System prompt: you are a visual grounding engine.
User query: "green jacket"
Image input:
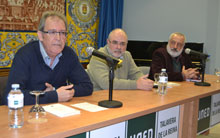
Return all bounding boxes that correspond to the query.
[87,45,143,91]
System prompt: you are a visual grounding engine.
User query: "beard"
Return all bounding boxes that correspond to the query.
[107,46,124,58]
[166,45,183,58]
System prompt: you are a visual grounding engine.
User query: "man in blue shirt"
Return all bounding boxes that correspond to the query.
[2,11,93,105]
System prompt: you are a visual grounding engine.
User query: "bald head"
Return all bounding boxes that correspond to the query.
[107,28,128,58]
[108,28,128,41]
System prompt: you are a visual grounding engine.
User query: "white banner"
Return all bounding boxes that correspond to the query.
[90,121,126,138]
[210,93,220,126]
[156,106,180,138]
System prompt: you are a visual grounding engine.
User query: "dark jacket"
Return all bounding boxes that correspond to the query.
[2,41,93,105]
[149,46,194,81]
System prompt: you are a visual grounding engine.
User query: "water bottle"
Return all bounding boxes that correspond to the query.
[158,68,168,95]
[7,84,24,128]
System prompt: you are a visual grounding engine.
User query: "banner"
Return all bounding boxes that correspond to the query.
[210,93,220,126]
[156,106,179,138]
[127,113,156,138]
[0,0,98,68]
[90,122,126,138]
[197,96,211,133]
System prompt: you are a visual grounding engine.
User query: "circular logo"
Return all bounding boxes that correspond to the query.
[68,0,97,30]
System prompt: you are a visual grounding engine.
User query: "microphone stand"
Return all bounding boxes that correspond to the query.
[98,58,123,108]
[195,56,211,86]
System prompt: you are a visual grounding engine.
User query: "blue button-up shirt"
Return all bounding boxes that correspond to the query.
[39,41,62,70]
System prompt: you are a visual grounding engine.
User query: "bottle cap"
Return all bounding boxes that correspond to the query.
[11,84,20,89]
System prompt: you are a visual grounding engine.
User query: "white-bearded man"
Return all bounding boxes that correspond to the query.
[149,32,199,81]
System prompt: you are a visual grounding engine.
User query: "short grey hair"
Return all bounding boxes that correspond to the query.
[169,32,186,44]
[38,11,68,31]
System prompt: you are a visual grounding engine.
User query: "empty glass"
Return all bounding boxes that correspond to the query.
[214,68,220,82]
[153,73,160,93]
[28,90,47,123]
[154,73,160,85]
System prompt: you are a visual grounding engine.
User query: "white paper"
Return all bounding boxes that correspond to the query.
[71,102,108,112]
[186,79,201,82]
[43,103,80,117]
[167,82,180,88]
[154,82,180,88]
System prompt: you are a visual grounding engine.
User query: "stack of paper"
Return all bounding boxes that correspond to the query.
[43,103,80,117]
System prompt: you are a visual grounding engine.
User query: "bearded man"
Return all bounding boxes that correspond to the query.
[149,32,199,81]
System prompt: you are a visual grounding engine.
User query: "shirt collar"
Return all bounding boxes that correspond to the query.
[39,41,49,60]
[39,41,62,60]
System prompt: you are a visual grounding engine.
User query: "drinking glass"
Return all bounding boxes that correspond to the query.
[214,68,220,82]
[154,73,160,85]
[28,90,47,123]
[153,73,160,93]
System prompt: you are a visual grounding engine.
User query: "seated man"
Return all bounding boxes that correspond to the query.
[2,11,93,105]
[149,32,199,81]
[87,28,153,91]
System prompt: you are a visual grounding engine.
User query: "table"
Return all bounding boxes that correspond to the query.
[0,75,220,138]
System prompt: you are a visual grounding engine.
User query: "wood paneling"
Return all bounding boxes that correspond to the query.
[0,69,9,77]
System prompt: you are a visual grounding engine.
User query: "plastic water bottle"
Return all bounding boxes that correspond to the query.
[7,84,24,128]
[158,69,168,95]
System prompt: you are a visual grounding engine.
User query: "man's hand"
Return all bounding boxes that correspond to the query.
[44,82,55,92]
[136,75,154,91]
[56,84,75,102]
[182,66,200,80]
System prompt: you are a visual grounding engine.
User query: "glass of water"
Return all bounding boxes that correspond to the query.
[214,68,220,82]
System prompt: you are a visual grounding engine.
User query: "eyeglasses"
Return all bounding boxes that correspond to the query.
[41,30,67,38]
[170,40,184,47]
[109,40,127,47]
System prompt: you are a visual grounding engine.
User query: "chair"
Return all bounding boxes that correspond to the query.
[138,66,150,75]
[0,76,8,105]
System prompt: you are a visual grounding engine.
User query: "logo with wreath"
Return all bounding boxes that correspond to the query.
[67,0,97,61]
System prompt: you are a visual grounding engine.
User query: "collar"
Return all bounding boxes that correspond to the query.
[39,41,49,60]
[39,41,62,60]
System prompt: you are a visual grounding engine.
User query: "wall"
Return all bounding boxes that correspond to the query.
[216,1,220,69]
[205,0,219,74]
[122,0,220,74]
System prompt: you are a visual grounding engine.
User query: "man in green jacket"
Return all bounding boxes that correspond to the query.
[87,28,153,91]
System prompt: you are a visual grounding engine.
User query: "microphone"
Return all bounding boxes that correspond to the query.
[86,47,122,65]
[185,48,209,58]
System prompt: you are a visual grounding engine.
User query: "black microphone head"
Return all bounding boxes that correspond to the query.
[185,48,191,54]
[86,47,94,56]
